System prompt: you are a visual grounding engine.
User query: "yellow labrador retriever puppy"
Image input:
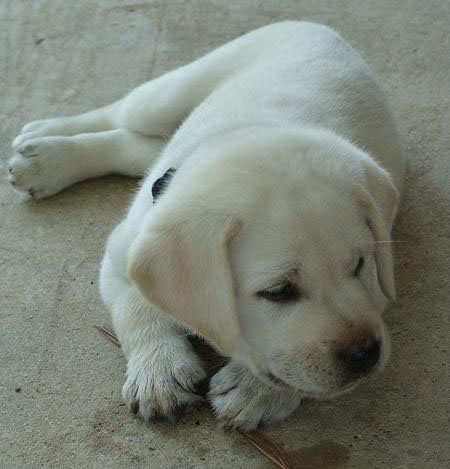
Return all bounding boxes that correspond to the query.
[8,22,405,430]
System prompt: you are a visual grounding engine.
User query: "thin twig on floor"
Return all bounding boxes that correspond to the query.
[242,431,290,469]
[94,325,121,347]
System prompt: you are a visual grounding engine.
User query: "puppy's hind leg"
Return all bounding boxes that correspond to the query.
[8,129,164,199]
[14,45,228,149]
[111,35,259,136]
[14,27,252,149]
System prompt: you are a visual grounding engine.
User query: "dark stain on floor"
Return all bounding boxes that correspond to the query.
[287,440,350,468]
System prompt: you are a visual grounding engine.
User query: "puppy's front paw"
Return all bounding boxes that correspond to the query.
[123,342,207,421]
[208,362,301,431]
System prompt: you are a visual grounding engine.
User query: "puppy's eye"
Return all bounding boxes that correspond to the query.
[258,282,300,303]
[354,256,364,277]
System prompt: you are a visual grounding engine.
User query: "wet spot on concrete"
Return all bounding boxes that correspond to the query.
[287,440,350,468]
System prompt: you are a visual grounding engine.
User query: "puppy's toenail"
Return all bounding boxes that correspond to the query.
[173,404,187,420]
[131,401,139,414]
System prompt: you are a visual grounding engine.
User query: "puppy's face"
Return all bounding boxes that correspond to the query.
[230,183,390,397]
[129,129,399,398]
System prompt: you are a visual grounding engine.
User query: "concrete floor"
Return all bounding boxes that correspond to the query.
[1,1,449,467]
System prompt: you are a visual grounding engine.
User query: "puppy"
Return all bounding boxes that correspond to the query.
[8,22,405,430]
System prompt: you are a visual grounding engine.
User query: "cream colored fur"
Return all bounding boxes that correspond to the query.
[8,22,405,430]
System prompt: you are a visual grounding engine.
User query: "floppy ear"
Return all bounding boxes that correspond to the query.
[127,201,241,356]
[361,158,400,302]
[354,179,397,302]
[363,157,400,232]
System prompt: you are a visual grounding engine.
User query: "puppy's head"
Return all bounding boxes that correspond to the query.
[128,128,399,398]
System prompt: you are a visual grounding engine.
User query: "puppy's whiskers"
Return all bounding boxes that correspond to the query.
[208,358,229,371]
[374,240,406,244]
[173,331,195,339]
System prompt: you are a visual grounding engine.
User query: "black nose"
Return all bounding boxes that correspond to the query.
[342,340,380,374]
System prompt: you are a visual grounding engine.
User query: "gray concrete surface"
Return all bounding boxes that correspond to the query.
[1,1,449,467]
